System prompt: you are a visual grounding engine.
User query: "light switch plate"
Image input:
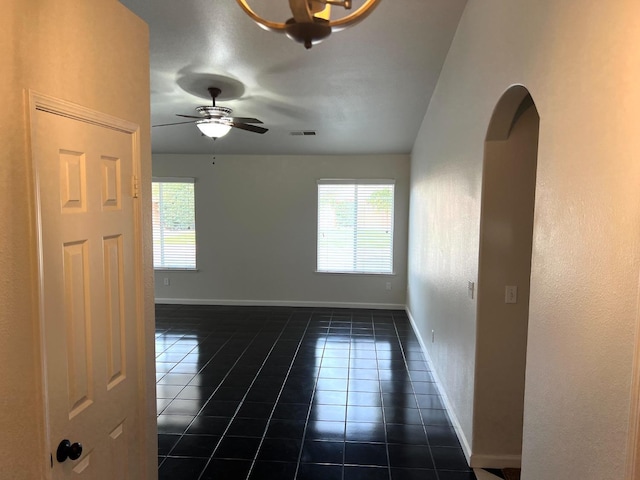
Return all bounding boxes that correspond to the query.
[505,285,517,304]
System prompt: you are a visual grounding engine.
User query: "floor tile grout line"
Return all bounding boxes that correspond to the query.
[196,312,305,479]
[161,326,265,459]
[157,332,237,448]
[243,311,317,480]
[390,310,439,478]
[158,314,287,477]
[372,314,395,480]
[156,307,475,480]
[291,312,336,480]
[391,309,459,480]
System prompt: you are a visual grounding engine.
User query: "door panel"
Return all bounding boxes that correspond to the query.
[34,109,141,480]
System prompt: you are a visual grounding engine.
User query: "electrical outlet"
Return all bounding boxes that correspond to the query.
[385,282,392,291]
[163,277,170,286]
[468,281,475,299]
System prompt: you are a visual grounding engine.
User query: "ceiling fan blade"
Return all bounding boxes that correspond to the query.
[175,114,204,119]
[229,117,263,124]
[231,122,269,134]
[152,120,196,127]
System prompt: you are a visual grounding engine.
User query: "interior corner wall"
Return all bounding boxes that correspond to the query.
[407,0,640,478]
[152,153,409,309]
[1,1,153,477]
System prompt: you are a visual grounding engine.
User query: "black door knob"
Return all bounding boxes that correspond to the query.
[56,439,83,463]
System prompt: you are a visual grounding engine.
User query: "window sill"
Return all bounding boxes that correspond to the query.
[154,268,199,272]
[315,270,396,276]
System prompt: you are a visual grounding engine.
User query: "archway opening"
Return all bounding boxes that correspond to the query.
[472,85,539,472]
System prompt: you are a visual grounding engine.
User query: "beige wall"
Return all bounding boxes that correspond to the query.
[153,153,409,308]
[0,1,154,478]
[407,0,640,477]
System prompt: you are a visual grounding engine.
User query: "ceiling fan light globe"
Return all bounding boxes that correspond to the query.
[196,120,232,138]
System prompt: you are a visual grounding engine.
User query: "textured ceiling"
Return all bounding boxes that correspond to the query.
[120,0,468,155]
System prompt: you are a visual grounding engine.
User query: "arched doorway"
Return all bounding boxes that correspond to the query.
[472,85,539,470]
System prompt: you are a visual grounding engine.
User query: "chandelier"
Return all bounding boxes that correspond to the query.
[236,0,382,49]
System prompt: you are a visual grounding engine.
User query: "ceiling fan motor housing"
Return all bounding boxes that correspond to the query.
[196,106,233,118]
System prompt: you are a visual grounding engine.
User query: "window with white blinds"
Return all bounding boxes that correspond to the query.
[152,178,196,270]
[317,180,394,274]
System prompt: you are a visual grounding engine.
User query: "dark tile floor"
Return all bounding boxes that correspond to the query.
[156,305,476,480]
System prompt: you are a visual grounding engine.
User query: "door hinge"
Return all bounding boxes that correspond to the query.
[132,175,139,198]
[50,453,53,468]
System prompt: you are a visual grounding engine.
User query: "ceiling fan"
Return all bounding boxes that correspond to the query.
[152,87,268,138]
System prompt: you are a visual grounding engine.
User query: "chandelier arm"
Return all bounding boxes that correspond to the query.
[289,0,315,23]
[327,0,381,31]
[313,0,349,8]
[235,0,288,32]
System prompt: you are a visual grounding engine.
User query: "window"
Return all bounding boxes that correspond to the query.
[152,178,196,270]
[317,179,394,274]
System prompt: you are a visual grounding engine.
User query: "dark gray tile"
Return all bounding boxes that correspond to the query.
[391,468,439,480]
[170,434,220,457]
[156,306,472,480]
[200,459,252,480]
[185,415,229,435]
[157,414,195,434]
[430,446,470,470]
[297,463,343,480]
[213,436,261,459]
[388,444,434,469]
[425,425,460,447]
[345,422,386,443]
[265,418,306,439]
[386,424,428,445]
[301,440,345,464]
[345,442,388,466]
[158,457,207,480]
[344,466,391,480]
[248,461,297,480]
[157,434,181,455]
[257,438,302,462]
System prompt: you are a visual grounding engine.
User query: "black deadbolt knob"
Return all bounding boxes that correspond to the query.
[56,439,83,463]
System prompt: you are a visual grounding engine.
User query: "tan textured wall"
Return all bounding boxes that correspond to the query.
[0,1,154,478]
[407,0,640,478]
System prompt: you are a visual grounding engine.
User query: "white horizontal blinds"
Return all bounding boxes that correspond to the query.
[317,180,394,274]
[152,178,196,269]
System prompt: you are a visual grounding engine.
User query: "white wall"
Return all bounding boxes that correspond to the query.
[153,153,409,308]
[407,0,640,478]
[0,1,154,477]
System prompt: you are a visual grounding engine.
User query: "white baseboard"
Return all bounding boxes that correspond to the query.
[154,298,406,310]
[470,454,522,469]
[405,306,473,464]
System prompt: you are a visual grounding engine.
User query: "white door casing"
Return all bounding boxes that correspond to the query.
[30,92,146,479]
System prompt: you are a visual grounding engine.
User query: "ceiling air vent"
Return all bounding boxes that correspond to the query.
[290,130,317,136]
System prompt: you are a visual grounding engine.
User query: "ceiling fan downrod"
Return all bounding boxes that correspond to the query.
[208,87,222,106]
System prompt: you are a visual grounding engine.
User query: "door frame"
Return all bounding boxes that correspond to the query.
[28,91,148,478]
[627,271,640,479]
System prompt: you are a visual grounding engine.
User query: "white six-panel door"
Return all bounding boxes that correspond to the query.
[33,104,142,479]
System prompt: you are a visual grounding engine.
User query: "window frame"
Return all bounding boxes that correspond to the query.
[152,176,197,271]
[316,178,395,275]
